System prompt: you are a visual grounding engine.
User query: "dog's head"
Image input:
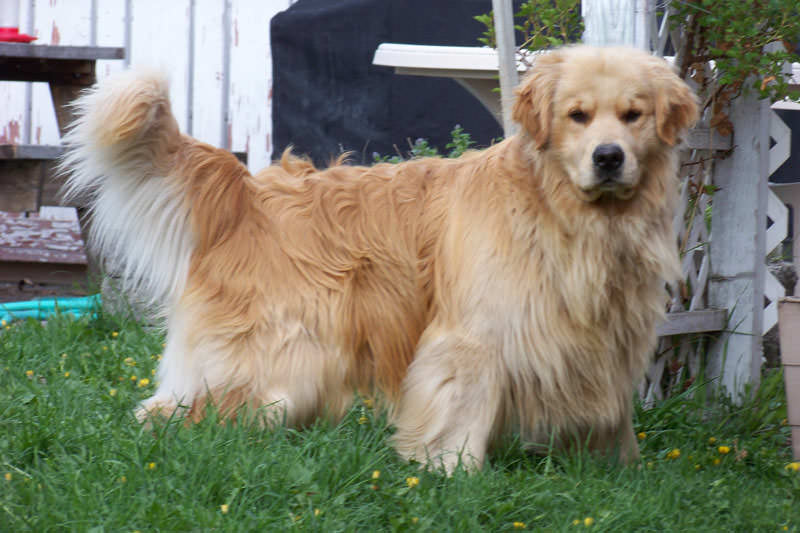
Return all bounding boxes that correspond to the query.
[512,46,698,202]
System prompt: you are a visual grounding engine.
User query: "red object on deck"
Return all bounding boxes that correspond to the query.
[0,27,36,42]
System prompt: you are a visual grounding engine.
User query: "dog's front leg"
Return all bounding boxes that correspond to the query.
[136,312,199,423]
[586,400,641,464]
[390,328,505,474]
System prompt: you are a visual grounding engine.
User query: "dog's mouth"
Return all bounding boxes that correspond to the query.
[580,178,635,202]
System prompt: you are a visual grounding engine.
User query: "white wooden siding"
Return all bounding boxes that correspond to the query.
[0,0,291,170]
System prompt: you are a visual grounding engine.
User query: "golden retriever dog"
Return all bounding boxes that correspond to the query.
[62,45,697,472]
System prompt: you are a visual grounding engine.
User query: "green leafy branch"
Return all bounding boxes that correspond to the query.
[669,0,800,135]
[475,0,583,57]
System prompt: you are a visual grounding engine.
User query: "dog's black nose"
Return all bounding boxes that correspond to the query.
[592,143,624,173]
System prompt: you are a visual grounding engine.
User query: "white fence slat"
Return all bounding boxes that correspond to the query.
[33,0,92,46]
[764,271,784,334]
[228,0,290,170]
[0,1,32,144]
[191,0,226,146]
[0,81,26,143]
[769,110,791,176]
[29,0,93,145]
[129,0,191,133]
[766,187,788,255]
[582,0,636,47]
[95,0,126,80]
[690,253,710,311]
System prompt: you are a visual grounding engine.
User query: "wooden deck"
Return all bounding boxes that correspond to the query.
[0,208,88,286]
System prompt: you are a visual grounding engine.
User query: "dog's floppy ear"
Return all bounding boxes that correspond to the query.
[512,50,564,149]
[648,57,699,146]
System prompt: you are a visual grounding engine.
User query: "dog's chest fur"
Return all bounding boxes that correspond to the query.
[442,181,672,433]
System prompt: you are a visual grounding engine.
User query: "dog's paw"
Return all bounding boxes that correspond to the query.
[135,397,184,426]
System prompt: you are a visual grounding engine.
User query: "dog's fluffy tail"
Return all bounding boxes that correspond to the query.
[61,70,194,311]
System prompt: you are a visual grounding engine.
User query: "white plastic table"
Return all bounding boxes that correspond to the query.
[372,43,529,123]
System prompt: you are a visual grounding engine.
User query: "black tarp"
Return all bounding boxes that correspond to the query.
[270,0,517,166]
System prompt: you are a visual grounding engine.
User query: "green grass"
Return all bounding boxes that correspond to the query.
[1,311,799,532]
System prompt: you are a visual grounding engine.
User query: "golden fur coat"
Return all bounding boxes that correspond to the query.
[62,45,698,471]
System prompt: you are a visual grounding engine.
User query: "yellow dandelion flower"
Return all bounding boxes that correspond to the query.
[372,470,381,480]
[573,519,582,526]
[138,378,150,388]
[666,448,681,460]
[151,369,156,376]
[130,375,137,382]
[637,432,646,440]
[406,476,419,488]
[358,415,368,424]
[25,370,34,377]
[146,462,156,470]
[102,345,108,351]
[718,445,730,455]
[713,458,721,466]
[314,508,321,517]
[220,504,229,514]
[124,357,136,366]
[1,320,6,327]
[785,462,800,472]
[363,398,374,408]
[112,331,119,338]
[584,517,595,526]
[708,437,717,445]
[64,372,70,378]
[513,521,526,529]
[4,473,11,481]
[782,526,788,531]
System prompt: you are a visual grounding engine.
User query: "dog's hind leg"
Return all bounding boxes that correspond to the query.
[390,328,506,473]
[165,319,355,427]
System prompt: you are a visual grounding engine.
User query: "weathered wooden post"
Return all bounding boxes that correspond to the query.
[707,94,771,398]
[491,0,518,138]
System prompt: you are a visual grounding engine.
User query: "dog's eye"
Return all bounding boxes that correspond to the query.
[622,110,641,123]
[568,110,588,123]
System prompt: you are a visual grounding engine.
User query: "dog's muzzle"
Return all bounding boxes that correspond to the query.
[585,143,633,199]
